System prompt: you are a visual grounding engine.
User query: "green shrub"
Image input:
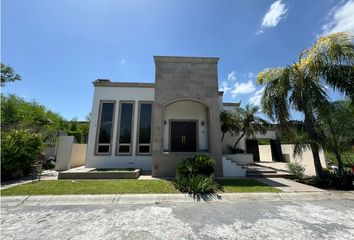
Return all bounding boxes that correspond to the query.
[176,155,214,178]
[1,129,43,180]
[287,161,305,181]
[315,169,354,190]
[175,155,219,197]
[174,174,219,196]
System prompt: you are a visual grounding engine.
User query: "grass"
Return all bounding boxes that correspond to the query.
[1,180,178,196]
[1,179,280,196]
[216,179,281,193]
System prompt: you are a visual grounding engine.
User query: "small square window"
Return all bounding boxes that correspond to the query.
[98,145,110,153]
[119,145,130,153]
[139,145,150,153]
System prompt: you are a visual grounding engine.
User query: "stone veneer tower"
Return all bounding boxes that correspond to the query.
[152,56,223,177]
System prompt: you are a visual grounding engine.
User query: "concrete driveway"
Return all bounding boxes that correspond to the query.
[2,195,354,240]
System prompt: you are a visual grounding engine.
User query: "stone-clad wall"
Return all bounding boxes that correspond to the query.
[152,56,223,177]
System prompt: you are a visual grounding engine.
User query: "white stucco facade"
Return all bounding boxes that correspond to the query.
[85,84,155,170]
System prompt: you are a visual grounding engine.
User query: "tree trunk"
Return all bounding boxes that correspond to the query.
[304,111,323,179]
[233,132,245,152]
[335,152,344,176]
[221,132,225,142]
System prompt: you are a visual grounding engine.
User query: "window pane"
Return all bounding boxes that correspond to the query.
[119,103,133,144]
[119,145,130,153]
[98,145,110,153]
[139,103,152,144]
[98,103,114,144]
[139,145,150,153]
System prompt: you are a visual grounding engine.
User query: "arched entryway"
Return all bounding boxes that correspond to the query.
[163,99,209,153]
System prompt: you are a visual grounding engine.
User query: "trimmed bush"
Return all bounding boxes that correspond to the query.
[1,129,43,180]
[175,155,219,197]
[287,161,305,182]
[315,169,354,190]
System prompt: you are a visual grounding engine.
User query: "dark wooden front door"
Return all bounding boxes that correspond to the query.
[170,121,197,152]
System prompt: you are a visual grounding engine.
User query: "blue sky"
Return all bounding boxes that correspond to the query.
[2,0,354,120]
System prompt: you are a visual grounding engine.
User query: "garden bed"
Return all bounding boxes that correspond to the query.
[58,168,140,179]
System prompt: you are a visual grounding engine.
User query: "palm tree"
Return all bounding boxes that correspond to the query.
[257,32,354,179]
[220,110,241,142]
[232,105,269,151]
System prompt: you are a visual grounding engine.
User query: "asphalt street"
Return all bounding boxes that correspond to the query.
[1,196,354,240]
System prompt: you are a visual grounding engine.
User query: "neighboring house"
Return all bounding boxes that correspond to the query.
[85,56,325,177]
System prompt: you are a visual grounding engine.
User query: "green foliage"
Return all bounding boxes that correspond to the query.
[231,104,269,151]
[318,100,354,175]
[287,161,305,181]
[1,129,43,180]
[1,94,66,143]
[315,169,354,190]
[174,174,219,196]
[66,121,89,143]
[220,110,241,142]
[175,155,218,197]
[1,63,21,86]
[256,32,354,179]
[176,155,214,178]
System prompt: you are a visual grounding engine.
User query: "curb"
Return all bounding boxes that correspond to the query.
[1,191,353,207]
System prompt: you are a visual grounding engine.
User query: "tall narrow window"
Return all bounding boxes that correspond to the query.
[96,101,115,154]
[117,102,134,155]
[137,102,152,154]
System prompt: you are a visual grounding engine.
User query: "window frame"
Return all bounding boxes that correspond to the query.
[94,100,116,156]
[136,101,153,156]
[116,101,135,156]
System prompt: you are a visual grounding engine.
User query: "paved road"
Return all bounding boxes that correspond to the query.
[2,197,354,240]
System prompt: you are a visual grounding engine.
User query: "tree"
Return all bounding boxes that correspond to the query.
[1,63,21,86]
[220,110,240,142]
[232,104,269,151]
[318,100,354,176]
[257,32,354,179]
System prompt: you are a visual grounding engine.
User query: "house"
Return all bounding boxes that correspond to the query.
[85,56,326,178]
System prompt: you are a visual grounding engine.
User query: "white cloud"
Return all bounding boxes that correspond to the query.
[231,80,256,97]
[261,0,288,28]
[248,87,265,106]
[219,81,231,93]
[321,0,354,35]
[120,59,126,64]
[227,71,237,81]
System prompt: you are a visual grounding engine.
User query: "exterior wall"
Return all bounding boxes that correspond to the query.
[281,144,327,176]
[69,144,87,168]
[163,101,208,151]
[258,145,273,162]
[55,136,74,171]
[221,130,277,154]
[85,85,154,170]
[152,56,223,177]
[224,154,253,165]
[222,157,246,177]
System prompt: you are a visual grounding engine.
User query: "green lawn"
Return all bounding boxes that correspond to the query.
[1,180,178,196]
[1,179,280,196]
[217,179,281,193]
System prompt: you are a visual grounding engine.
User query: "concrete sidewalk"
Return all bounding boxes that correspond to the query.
[256,177,325,192]
[2,191,353,206]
